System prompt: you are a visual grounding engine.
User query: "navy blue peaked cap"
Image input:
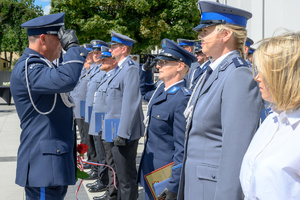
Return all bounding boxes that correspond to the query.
[21,12,65,36]
[155,39,197,67]
[91,40,108,50]
[110,31,136,47]
[82,43,93,53]
[245,37,254,47]
[193,1,252,31]
[177,38,196,47]
[99,46,112,58]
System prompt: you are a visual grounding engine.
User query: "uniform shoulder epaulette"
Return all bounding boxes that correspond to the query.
[28,54,41,59]
[181,87,192,96]
[233,57,248,68]
[128,60,135,66]
[26,54,47,68]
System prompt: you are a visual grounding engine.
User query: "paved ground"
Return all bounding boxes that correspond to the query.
[0,98,145,200]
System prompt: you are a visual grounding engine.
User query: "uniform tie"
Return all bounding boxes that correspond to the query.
[114,65,119,73]
[193,67,203,82]
[204,65,213,83]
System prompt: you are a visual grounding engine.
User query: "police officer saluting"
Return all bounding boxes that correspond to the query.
[10,13,88,199]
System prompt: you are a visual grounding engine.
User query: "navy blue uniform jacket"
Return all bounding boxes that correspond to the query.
[138,69,191,196]
[10,47,87,187]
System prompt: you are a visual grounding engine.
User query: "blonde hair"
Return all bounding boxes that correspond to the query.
[215,24,247,59]
[254,31,300,111]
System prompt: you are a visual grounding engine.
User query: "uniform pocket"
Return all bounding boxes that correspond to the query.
[40,139,69,155]
[197,163,218,182]
[149,110,169,134]
[108,82,122,98]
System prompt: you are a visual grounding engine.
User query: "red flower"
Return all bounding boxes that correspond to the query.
[77,143,89,155]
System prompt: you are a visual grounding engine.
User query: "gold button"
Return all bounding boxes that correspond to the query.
[57,149,60,154]
[80,53,85,56]
[157,115,160,118]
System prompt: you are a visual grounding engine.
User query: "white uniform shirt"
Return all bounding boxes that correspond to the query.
[240,107,300,200]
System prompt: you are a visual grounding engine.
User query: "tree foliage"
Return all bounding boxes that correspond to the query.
[0,0,43,54]
[51,0,201,53]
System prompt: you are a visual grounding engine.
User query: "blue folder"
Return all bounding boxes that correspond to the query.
[80,101,86,117]
[153,178,170,197]
[105,119,120,142]
[95,112,105,133]
[88,106,93,124]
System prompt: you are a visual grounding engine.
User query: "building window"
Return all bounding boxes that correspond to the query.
[3,62,6,68]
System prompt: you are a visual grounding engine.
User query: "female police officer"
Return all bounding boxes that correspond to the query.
[178,2,262,200]
[138,39,196,200]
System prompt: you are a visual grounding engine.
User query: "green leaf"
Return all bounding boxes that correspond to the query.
[76,168,90,181]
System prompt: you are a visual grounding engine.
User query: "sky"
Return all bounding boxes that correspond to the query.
[34,0,51,15]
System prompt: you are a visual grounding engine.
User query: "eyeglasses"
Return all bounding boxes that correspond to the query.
[110,44,123,51]
[157,60,169,67]
[156,60,181,68]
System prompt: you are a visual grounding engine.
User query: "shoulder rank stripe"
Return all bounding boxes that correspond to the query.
[232,57,248,68]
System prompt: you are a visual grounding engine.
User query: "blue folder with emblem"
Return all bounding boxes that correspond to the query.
[88,106,93,124]
[95,112,105,133]
[105,118,120,142]
[80,100,86,117]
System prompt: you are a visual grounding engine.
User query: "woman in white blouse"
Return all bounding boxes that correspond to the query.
[240,31,300,200]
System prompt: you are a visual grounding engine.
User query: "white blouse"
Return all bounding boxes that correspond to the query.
[240,107,300,200]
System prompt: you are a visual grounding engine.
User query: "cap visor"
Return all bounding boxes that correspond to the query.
[193,24,214,32]
[155,55,178,62]
[108,41,121,46]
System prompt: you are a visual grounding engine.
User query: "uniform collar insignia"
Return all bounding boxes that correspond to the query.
[219,61,229,71]
[168,86,179,94]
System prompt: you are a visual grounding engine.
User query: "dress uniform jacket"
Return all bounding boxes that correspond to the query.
[186,60,210,90]
[138,70,191,199]
[88,72,110,136]
[71,67,93,119]
[84,64,105,124]
[10,47,87,187]
[178,51,262,200]
[102,56,144,141]
[190,62,201,71]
